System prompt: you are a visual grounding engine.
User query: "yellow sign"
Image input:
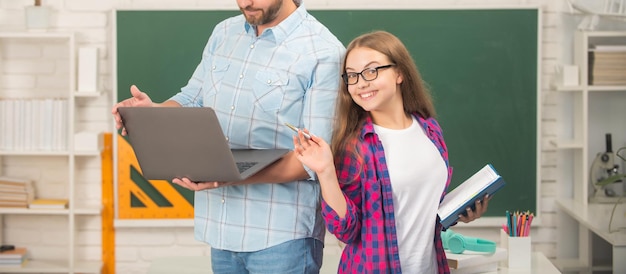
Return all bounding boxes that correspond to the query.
[117,134,193,219]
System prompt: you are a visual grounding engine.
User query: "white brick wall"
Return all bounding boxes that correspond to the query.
[1,0,622,273]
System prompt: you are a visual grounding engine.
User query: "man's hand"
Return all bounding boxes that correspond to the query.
[111,85,154,136]
[171,177,234,191]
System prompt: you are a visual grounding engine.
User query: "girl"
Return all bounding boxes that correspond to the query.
[292,31,489,273]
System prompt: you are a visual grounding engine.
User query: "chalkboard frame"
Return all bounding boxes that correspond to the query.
[113,8,541,222]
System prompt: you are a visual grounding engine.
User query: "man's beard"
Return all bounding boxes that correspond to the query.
[241,0,282,26]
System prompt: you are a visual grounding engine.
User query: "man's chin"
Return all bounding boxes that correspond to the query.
[244,17,262,26]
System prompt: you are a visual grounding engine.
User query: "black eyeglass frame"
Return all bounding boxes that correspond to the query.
[341,64,395,85]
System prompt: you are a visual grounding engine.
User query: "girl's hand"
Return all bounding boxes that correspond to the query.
[292,130,334,175]
[457,194,491,223]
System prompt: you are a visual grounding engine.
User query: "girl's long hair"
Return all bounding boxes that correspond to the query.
[330,31,436,181]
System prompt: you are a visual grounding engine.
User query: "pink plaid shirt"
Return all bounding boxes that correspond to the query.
[322,114,452,273]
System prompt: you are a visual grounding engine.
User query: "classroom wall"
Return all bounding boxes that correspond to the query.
[0,0,618,273]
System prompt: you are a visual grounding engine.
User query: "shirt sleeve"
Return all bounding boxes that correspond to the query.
[300,46,344,179]
[321,149,364,243]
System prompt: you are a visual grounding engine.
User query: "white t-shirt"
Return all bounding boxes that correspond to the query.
[373,117,447,274]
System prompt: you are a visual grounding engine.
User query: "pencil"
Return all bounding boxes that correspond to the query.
[526,213,534,236]
[285,123,311,139]
[506,210,512,236]
[520,213,526,237]
[511,211,515,237]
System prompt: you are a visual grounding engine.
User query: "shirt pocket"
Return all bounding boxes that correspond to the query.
[202,57,230,100]
[252,70,289,113]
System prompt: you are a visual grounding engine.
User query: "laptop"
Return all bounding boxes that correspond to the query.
[117,107,289,182]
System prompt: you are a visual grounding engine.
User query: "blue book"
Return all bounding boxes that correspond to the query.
[438,164,506,229]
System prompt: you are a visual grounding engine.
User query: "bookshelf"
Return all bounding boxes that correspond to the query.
[0,32,102,273]
[553,30,626,274]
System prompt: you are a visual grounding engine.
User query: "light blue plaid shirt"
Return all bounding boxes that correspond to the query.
[169,4,345,251]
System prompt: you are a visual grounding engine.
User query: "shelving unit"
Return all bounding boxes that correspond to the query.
[553,30,626,274]
[0,32,102,273]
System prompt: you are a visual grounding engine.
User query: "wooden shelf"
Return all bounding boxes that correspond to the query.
[0,31,103,274]
[588,85,626,92]
[554,85,584,92]
[74,205,102,215]
[0,259,68,273]
[73,150,101,156]
[0,205,100,215]
[74,91,101,98]
[555,30,626,274]
[0,260,100,273]
[0,208,69,215]
[554,84,626,92]
[0,150,70,156]
[554,139,584,149]
[0,32,73,39]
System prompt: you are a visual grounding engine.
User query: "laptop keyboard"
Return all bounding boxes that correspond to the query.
[237,162,257,173]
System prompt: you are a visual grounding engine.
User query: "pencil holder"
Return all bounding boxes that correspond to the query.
[499,230,531,269]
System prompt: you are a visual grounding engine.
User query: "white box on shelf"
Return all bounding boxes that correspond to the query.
[77,47,99,92]
[74,132,102,151]
[560,64,579,87]
[25,6,50,30]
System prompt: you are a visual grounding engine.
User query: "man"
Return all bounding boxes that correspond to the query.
[111,0,344,273]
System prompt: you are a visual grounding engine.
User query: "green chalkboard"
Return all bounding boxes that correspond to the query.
[116,9,538,217]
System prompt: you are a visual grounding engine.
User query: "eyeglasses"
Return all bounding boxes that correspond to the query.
[341,64,395,85]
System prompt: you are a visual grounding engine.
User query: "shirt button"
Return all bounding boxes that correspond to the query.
[267,80,271,84]
[221,199,225,203]
[231,105,235,110]
[239,74,243,79]
[250,44,254,49]
[212,65,216,70]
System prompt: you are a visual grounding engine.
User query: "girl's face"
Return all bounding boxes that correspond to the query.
[344,47,403,113]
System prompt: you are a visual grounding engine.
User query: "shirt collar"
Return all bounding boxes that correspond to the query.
[360,116,376,140]
[359,113,428,140]
[243,3,307,45]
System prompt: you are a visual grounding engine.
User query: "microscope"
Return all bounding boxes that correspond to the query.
[589,133,626,203]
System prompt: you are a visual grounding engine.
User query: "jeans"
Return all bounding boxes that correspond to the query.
[210,238,323,274]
